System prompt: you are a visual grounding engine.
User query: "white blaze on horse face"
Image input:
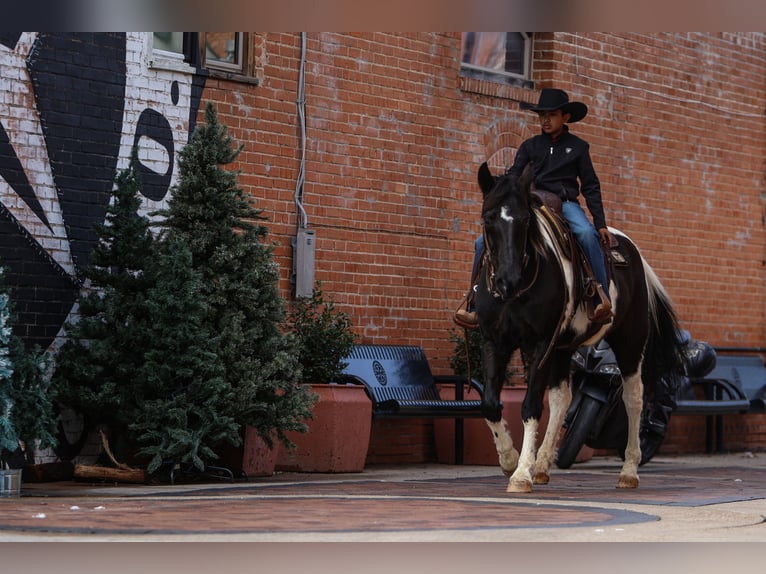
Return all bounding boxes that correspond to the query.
[500,206,514,222]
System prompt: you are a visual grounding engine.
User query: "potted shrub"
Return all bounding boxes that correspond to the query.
[274,284,369,473]
[1,272,58,495]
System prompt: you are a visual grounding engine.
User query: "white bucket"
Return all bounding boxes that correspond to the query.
[0,468,22,497]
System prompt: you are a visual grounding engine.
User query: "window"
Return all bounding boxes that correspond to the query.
[153,32,184,55]
[203,32,243,72]
[460,32,531,85]
[151,33,254,81]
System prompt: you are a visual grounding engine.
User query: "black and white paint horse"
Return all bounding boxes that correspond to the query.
[474,163,682,493]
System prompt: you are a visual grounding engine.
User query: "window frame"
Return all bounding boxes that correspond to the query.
[200,32,246,74]
[459,32,533,87]
[149,32,257,84]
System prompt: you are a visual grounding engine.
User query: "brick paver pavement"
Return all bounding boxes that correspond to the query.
[1,452,765,542]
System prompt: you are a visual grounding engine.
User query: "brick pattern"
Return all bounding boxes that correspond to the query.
[661,413,766,454]
[205,32,766,362]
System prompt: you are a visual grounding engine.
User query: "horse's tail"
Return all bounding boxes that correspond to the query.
[641,257,684,390]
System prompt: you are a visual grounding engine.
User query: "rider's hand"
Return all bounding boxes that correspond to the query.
[599,227,616,248]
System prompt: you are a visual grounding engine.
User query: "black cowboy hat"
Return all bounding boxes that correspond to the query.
[520,88,588,123]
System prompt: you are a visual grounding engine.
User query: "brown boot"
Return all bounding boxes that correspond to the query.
[591,300,613,324]
[454,308,479,330]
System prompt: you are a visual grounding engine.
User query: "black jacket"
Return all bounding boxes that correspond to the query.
[507,126,606,230]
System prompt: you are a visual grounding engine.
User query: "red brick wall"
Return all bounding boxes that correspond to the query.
[200,32,766,461]
[660,413,766,455]
[538,33,765,349]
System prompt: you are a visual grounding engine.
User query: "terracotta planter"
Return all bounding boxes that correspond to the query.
[214,427,280,478]
[434,385,550,465]
[240,427,280,477]
[276,384,372,473]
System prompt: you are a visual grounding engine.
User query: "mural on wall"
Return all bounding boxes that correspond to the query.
[0,32,205,349]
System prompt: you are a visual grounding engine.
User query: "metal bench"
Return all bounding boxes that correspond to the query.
[675,353,766,452]
[335,344,485,464]
[707,354,766,412]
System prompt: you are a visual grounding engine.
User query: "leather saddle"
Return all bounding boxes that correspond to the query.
[530,190,626,317]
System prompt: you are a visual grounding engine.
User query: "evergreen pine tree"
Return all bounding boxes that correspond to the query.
[7,338,57,457]
[0,286,16,458]
[127,236,235,472]
[0,267,58,467]
[156,102,316,448]
[53,151,157,431]
[53,153,238,471]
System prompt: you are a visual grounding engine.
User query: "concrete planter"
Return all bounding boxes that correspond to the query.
[276,384,372,473]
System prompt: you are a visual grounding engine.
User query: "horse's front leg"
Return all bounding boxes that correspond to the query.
[506,356,552,493]
[480,341,518,476]
[533,378,571,485]
[618,371,643,488]
[485,418,518,477]
[506,415,539,493]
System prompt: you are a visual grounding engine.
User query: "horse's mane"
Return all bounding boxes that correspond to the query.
[529,209,550,258]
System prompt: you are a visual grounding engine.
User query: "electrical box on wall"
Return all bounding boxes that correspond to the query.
[292,228,316,298]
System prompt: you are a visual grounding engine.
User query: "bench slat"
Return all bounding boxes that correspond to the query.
[675,377,750,415]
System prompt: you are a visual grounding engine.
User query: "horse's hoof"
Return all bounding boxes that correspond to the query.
[617,474,639,489]
[498,452,519,477]
[507,478,533,493]
[533,472,550,485]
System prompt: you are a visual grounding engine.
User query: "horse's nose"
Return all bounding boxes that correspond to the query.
[494,276,512,299]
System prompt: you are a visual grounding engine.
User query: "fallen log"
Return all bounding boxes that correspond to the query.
[71,429,147,483]
[73,463,147,484]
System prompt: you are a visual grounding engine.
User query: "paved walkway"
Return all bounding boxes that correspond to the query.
[1,452,765,542]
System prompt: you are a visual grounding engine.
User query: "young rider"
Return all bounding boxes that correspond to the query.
[455,88,614,328]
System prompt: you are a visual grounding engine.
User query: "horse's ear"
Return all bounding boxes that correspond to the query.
[519,162,535,194]
[478,162,494,194]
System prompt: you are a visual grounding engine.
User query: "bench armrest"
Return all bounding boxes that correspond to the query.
[330,374,368,386]
[433,374,484,396]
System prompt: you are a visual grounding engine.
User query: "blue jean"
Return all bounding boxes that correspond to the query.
[469,201,609,303]
[561,201,609,303]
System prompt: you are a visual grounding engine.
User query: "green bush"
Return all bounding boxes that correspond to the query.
[289,284,357,384]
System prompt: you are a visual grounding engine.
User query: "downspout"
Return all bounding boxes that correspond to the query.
[295,32,308,229]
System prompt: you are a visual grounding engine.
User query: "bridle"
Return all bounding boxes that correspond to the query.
[481,210,540,301]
